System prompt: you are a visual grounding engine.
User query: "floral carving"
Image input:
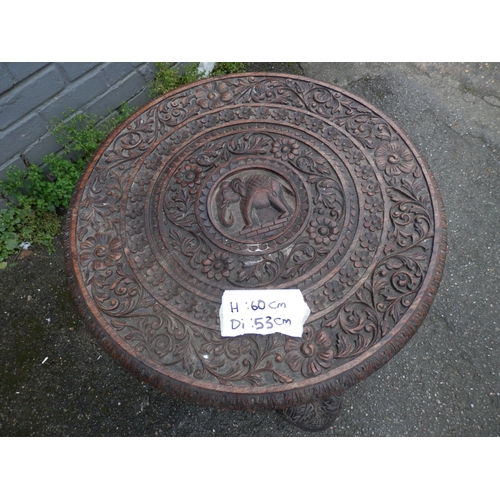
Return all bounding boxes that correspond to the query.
[127,204,143,220]
[174,164,203,190]
[305,116,324,133]
[364,213,383,232]
[346,150,364,166]
[284,327,334,378]
[360,232,380,252]
[321,174,435,357]
[201,114,219,127]
[271,108,289,121]
[236,106,253,119]
[375,142,415,176]
[170,129,189,145]
[219,109,236,122]
[144,154,163,171]
[354,163,373,179]
[351,248,370,268]
[361,179,381,196]
[234,253,285,286]
[132,252,155,270]
[322,126,338,142]
[201,251,234,280]
[307,217,339,245]
[291,111,306,126]
[126,217,145,236]
[254,106,271,119]
[195,82,233,110]
[175,290,198,313]
[364,196,384,214]
[145,265,166,286]
[271,138,300,161]
[333,135,353,152]
[193,300,217,322]
[339,263,359,286]
[80,233,122,271]
[324,281,346,301]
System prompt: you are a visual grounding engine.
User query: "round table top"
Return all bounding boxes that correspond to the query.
[66,73,447,411]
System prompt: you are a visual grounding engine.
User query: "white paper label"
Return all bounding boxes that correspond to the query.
[219,289,310,338]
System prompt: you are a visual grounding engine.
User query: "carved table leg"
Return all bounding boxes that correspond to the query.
[277,394,343,432]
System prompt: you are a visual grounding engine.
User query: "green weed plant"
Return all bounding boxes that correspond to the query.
[0,104,135,266]
[150,62,247,97]
[0,62,247,267]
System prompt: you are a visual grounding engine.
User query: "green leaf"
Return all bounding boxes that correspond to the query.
[6,239,18,250]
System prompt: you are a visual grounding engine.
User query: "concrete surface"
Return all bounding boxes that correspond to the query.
[1,62,498,437]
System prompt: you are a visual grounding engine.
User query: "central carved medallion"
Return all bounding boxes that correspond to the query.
[208,163,298,243]
[197,157,309,255]
[215,171,292,233]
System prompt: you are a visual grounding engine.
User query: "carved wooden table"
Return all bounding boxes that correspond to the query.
[66,73,447,431]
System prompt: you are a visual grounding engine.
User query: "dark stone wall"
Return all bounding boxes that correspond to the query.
[0,62,159,182]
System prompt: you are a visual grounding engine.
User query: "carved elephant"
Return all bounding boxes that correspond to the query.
[216,174,292,230]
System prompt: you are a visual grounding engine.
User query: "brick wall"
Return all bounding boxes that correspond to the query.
[0,62,160,185]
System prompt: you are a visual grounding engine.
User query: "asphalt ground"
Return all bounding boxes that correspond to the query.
[1,63,498,443]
